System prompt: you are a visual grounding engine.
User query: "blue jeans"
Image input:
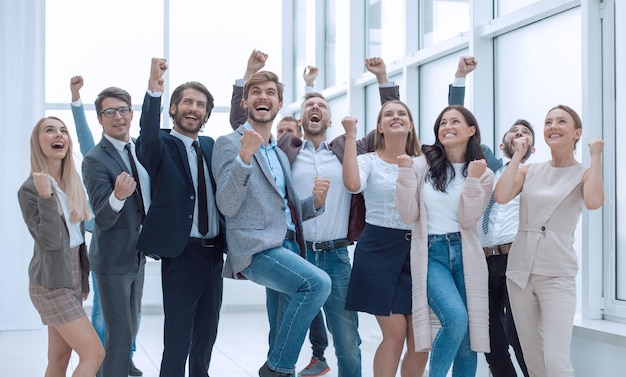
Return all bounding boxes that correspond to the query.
[242,242,331,375]
[307,246,362,377]
[308,311,328,359]
[91,271,140,359]
[427,232,476,377]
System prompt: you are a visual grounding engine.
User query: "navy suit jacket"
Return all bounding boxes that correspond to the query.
[136,93,224,258]
[82,136,144,273]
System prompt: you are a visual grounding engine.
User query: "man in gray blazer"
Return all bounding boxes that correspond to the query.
[212,71,331,377]
[82,87,150,377]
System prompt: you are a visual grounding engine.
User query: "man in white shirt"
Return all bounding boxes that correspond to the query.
[481,119,535,377]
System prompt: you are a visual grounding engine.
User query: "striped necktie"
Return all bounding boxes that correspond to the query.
[482,193,495,234]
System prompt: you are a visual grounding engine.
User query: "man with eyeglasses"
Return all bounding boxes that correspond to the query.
[82,86,150,377]
[69,76,144,376]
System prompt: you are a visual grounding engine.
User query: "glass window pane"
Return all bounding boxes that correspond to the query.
[45,0,163,105]
[326,96,349,141]
[497,0,540,17]
[493,8,583,309]
[367,0,405,62]
[326,0,350,86]
[295,0,318,96]
[615,2,626,301]
[421,0,469,48]
[365,82,382,134]
[169,0,283,108]
[418,54,466,146]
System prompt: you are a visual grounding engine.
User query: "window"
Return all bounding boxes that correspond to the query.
[45,0,284,143]
[496,0,540,16]
[421,0,469,48]
[367,0,405,62]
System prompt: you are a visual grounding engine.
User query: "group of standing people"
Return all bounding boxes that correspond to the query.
[17,48,604,377]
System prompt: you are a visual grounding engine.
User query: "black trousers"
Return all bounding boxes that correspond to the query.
[484,254,529,377]
[159,243,224,377]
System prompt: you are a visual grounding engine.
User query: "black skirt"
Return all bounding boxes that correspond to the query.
[346,223,412,315]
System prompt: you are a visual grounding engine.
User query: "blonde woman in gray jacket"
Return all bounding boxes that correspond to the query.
[18,116,104,376]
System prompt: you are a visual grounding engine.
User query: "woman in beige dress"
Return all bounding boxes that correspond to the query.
[494,105,604,377]
[18,116,104,376]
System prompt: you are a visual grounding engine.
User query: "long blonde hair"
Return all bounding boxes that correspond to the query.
[30,117,92,223]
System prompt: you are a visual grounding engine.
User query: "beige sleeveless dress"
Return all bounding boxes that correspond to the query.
[506,161,587,289]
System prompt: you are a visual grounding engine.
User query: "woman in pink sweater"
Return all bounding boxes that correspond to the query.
[396,105,493,377]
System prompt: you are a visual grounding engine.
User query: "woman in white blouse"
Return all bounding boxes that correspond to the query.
[342,100,426,377]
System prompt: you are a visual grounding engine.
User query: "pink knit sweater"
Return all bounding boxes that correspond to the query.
[396,155,493,353]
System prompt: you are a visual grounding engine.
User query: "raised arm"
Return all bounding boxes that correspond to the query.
[303,65,318,92]
[582,137,604,210]
[366,57,400,104]
[341,116,361,193]
[137,58,168,175]
[229,49,268,130]
[448,55,477,106]
[494,136,529,204]
[69,75,95,156]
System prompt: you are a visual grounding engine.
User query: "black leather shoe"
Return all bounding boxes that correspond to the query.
[129,359,143,376]
[259,361,291,377]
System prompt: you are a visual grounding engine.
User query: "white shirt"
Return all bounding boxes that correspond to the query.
[480,157,520,247]
[51,177,84,248]
[170,129,219,239]
[351,153,411,230]
[291,140,351,241]
[103,134,151,215]
[423,163,465,234]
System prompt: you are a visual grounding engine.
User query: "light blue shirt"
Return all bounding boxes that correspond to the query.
[236,122,295,231]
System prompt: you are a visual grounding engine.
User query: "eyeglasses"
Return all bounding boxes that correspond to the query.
[101,106,132,118]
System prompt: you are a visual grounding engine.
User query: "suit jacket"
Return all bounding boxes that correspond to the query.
[17,177,90,292]
[136,93,224,258]
[212,124,320,278]
[82,136,145,273]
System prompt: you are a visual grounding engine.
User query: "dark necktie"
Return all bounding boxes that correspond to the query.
[482,193,494,234]
[192,140,209,236]
[124,143,145,223]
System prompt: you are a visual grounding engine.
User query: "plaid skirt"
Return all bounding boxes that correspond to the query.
[29,246,86,326]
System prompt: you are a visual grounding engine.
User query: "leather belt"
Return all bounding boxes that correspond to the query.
[306,238,353,252]
[188,236,223,249]
[483,243,512,258]
[285,229,296,241]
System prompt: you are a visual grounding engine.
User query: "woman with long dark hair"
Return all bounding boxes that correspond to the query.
[396,105,493,377]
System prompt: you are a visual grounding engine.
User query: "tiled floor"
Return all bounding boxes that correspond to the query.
[0,307,393,377]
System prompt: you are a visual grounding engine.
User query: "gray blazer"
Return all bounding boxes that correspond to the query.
[82,136,145,274]
[17,177,90,292]
[212,125,320,278]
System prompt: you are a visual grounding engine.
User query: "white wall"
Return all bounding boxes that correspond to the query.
[0,0,47,331]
